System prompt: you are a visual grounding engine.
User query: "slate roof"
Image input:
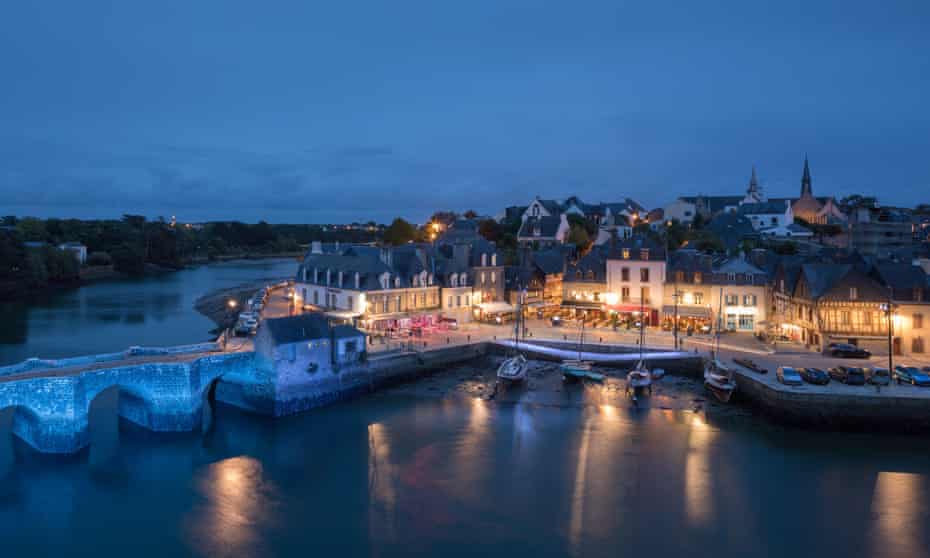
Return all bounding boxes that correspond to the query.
[262,314,361,345]
[532,247,567,275]
[668,249,714,274]
[801,263,852,298]
[874,263,929,291]
[605,235,667,261]
[566,245,608,282]
[680,195,743,214]
[739,200,790,215]
[706,212,756,250]
[518,215,563,239]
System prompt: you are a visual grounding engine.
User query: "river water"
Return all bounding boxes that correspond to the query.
[3,259,930,557]
[0,259,297,366]
[2,390,929,558]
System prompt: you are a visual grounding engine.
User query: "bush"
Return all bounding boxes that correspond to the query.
[87,251,113,266]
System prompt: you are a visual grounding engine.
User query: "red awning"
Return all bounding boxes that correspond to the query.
[604,304,648,313]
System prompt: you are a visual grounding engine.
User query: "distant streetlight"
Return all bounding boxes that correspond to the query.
[228,299,238,310]
[881,289,895,372]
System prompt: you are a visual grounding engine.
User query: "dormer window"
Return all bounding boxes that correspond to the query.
[460,274,467,286]
[326,269,332,285]
[481,253,488,266]
[622,249,630,260]
[727,272,736,282]
[640,249,649,260]
[355,272,360,289]
[450,273,458,287]
[491,254,497,266]
[849,287,858,300]
[394,277,401,288]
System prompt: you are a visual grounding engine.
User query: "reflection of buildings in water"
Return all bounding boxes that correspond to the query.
[568,413,593,557]
[367,422,397,544]
[448,398,492,503]
[568,405,628,557]
[871,472,925,558]
[187,456,277,557]
[684,413,716,527]
[509,403,538,463]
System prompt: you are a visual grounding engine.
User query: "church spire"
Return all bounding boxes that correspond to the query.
[801,155,812,197]
[744,165,764,203]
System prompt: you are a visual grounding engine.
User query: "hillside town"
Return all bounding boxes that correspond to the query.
[293,157,930,360]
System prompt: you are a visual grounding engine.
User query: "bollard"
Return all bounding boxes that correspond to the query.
[447,337,450,344]
[600,337,603,343]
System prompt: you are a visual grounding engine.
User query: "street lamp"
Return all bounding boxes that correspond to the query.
[881,291,895,372]
[225,299,238,349]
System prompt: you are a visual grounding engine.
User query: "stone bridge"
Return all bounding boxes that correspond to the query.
[0,350,258,453]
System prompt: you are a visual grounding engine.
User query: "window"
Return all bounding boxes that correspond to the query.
[382,298,389,313]
[640,268,649,282]
[481,272,486,284]
[448,296,453,307]
[465,295,470,306]
[743,294,757,306]
[915,314,924,329]
[491,272,496,284]
[914,337,925,353]
[693,292,703,305]
[347,295,353,309]
[840,311,850,325]
[863,311,872,325]
[481,254,488,266]
[491,254,497,266]
[739,315,754,330]
[640,249,649,260]
[675,271,684,282]
[313,291,319,305]
[621,268,630,281]
[727,272,736,282]
[694,272,702,284]
[622,249,630,259]
[621,287,630,301]
[849,287,858,300]
[456,295,461,307]
[641,287,651,303]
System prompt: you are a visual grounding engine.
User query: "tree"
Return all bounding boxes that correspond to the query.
[111,243,146,275]
[567,224,591,252]
[383,218,419,245]
[839,195,877,211]
[16,217,48,241]
[478,219,502,242]
[428,211,458,227]
[692,231,725,253]
[463,209,478,219]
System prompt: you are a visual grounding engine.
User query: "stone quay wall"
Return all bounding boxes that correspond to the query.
[734,372,930,428]
[0,342,221,378]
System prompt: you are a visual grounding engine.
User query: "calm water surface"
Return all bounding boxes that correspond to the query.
[0,259,296,366]
[1,393,929,558]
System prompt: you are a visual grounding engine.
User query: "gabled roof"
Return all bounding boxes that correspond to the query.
[566,245,608,281]
[714,258,766,276]
[800,263,852,298]
[605,235,667,261]
[262,314,361,345]
[874,263,928,291]
[532,247,567,275]
[518,215,564,239]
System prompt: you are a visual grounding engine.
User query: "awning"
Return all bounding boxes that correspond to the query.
[562,300,604,310]
[477,301,514,314]
[662,305,711,319]
[604,303,649,313]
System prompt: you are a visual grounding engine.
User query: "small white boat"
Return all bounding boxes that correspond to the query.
[626,360,653,396]
[497,354,529,382]
[704,359,737,403]
[560,359,604,382]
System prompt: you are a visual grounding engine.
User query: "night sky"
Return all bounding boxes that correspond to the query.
[2,1,928,224]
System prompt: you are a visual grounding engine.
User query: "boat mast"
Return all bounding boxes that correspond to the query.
[715,286,723,359]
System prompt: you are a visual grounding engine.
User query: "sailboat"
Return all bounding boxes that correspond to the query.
[560,312,603,382]
[497,289,528,382]
[626,297,654,397]
[704,287,737,402]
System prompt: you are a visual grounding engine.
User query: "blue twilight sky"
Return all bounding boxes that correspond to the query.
[1,1,928,224]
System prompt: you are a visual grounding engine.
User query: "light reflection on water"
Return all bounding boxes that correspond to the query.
[2,394,930,557]
[186,456,279,558]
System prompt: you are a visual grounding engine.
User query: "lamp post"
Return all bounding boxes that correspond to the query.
[225,299,238,350]
[881,288,894,372]
[672,289,681,350]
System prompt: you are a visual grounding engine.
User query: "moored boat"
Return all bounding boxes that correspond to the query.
[497,353,529,382]
[704,359,737,402]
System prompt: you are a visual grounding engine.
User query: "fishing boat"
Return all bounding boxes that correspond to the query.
[497,289,528,382]
[703,287,736,402]
[560,312,602,382]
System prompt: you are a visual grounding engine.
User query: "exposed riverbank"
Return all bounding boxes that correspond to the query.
[382,355,756,423]
[194,280,278,330]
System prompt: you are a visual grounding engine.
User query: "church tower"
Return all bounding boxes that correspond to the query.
[791,155,824,223]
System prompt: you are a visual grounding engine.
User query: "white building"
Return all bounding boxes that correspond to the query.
[58,242,87,265]
[605,238,667,325]
[739,200,794,231]
[664,198,697,224]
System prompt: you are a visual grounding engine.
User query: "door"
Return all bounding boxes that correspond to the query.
[893,337,902,355]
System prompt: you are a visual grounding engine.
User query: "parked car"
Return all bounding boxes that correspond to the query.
[828,366,866,385]
[550,315,562,327]
[776,366,804,386]
[438,317,459,330]
[893,366,930,386]
[825,343,871,359]
[866,367,891,386]
[798,367,830,385]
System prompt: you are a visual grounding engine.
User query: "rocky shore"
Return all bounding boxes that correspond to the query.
[381,355,755,422]
[194,280,279,330]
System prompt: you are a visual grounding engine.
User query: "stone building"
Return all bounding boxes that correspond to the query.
[604,236,667,325]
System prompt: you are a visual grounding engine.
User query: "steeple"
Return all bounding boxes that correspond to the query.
[743,165,764,203]
[800,155,812,197]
